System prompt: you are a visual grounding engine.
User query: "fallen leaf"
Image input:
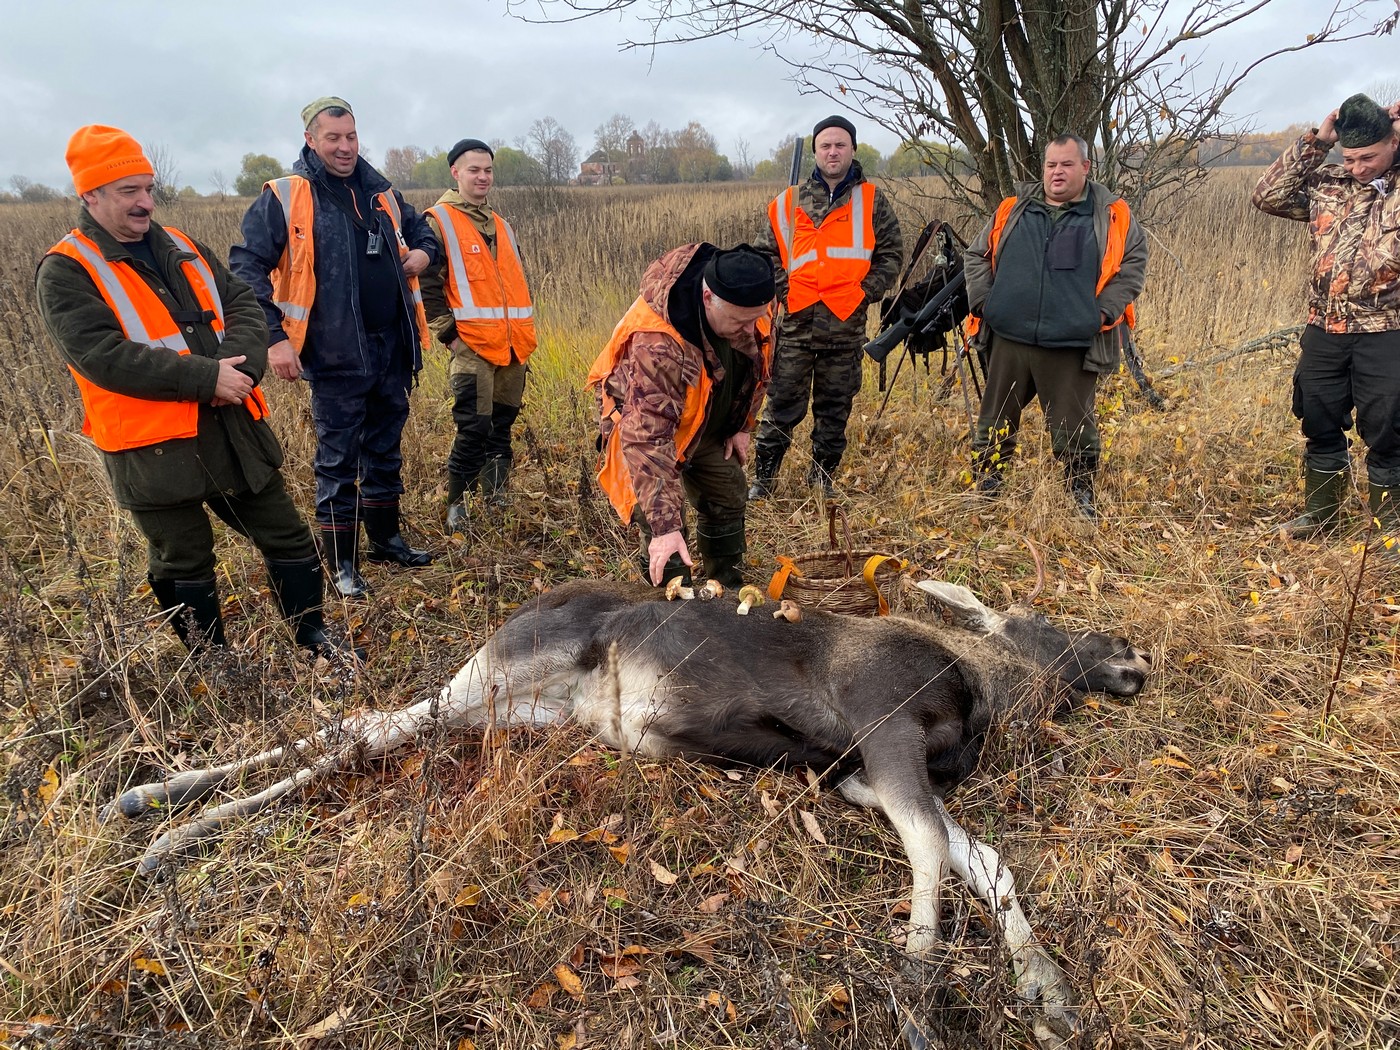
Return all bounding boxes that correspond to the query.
[799,810,827,844]
[554,964,585,1001]
[298,1006,352,1044]
[698,892,729,915]
[132,956,166,976]
[608,842,631,865]
[649,859,679,886]
[526,982,558,1008]
[38,766,59,805]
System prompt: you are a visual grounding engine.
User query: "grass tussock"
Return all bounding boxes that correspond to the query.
[1,171,1397,1049]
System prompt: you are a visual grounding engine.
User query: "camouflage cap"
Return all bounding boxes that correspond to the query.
[1335,93,1392,149]
[301,96,353,130]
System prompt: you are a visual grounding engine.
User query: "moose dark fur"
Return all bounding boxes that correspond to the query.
[111,578,1150,1048]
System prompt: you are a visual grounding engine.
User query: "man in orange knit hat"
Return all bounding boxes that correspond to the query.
[35,125,355,659]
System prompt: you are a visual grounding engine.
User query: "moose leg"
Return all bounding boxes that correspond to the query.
[939,806,1079,1049]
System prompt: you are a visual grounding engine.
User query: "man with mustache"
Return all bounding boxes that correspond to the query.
[231,97,439,597]
[35,125,352,657]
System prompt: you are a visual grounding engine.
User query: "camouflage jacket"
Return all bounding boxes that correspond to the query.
[598,244,771,536]
[754,162,904,350]
[1252,131,1400,334]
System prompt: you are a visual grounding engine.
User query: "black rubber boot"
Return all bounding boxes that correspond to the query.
[480,456,512,508]
[1369,484,1400,564]
[806,451,839,497]
[149,574,227,649]
[320,526,369,599]
[748,445,784,500]
[267,556,364,660]
[1061,452,1099,522]
[1281,466,1347,537]
[445,475,470,536]
[971,443,1008,497]
[362,502,433,568]
[697,518,747,589]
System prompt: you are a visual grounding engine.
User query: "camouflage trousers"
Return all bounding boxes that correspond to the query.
[752,343,863,466]
[449,354,526,486]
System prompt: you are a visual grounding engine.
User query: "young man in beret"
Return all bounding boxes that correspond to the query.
[1253,94,1400,556]
[35,125,352,657]
[420,138,536,532]
[231,97,439,598]
[750,114,903,497]
[587,244,775,588]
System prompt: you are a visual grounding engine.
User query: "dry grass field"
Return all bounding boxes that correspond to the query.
[0,171,1396,1050]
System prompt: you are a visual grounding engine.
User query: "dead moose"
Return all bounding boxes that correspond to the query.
[108,575,1150,1047]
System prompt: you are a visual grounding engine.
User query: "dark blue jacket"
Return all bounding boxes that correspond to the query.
[230,146,438,379]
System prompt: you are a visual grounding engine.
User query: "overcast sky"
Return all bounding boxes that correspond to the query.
[2,0,1396,193]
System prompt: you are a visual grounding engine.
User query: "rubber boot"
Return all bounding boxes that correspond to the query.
[806,451,839,497]
[363,501,433,568]
[697,518,747,589]
[321,526,369,599]
[149,574,226,649]
[480,456,511,509]
[748,445,784,500]
[445,475,469,536]
[1061,452,1099,522]
[267,556,364,661]
[1369,485,1400,564]
[971,445,1006,497]
[1280,466,1347,537]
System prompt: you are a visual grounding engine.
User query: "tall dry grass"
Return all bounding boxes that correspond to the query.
[0,172,1395,1049]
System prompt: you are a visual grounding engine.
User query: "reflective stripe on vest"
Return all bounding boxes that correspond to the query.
[47,227,267,452]
[585,297,713,526]
[767,182,876,321]
[267,175,430,352]
[966,195,1137,339]
[428,204,538,367]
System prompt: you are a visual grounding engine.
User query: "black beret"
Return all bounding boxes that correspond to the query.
[813,115,858,147]
[1335,94,1393,149]
[448,138,494,166]
[704,244,775,308]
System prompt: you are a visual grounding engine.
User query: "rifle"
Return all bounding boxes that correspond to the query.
[865,269,968,365]
[788,136,806,187]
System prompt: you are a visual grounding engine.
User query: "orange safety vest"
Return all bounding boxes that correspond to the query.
[966,195,1137,340]
[427,205,537,366]
[265,175,431,353]
[768,182,877,321]
[47,227,269,453]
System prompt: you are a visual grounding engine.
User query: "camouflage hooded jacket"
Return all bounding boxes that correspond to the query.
[1252,130,1400,334]
[596,243,771,536]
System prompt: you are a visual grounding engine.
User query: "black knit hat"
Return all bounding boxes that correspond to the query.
[448,138,494,166]
[704,245,775,308]
[813,115,858,147]
[1335,94,1393,149]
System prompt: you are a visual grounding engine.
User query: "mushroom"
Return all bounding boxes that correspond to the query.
[665,577,695,601]
[699,579,725,600]
[736,585,765,615]
[772,599,802,623]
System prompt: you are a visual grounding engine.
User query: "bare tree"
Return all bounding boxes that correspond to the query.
[528,116,580,185]
[733,137,755,180]
[210,169,230,201]
[383,146,427,188]
[512,0,1396,220]
[146,142,180,205]
[592,113,635,161]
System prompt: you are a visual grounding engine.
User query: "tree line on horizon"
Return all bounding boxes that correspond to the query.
[2,117,1327,205]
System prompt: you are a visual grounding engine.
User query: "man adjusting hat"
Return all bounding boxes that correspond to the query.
[588,244,775,588]
[1253,92,1400,557]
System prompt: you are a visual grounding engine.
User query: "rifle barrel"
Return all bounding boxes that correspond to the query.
[863,270,967,364]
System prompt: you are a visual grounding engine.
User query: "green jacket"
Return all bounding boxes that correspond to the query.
[755,162,904,351]
[35,210,284,511]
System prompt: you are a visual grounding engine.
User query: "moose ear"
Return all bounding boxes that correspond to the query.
[914,580,1007,633]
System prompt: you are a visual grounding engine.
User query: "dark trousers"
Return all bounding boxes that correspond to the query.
[752,344,863,464]
[130,471,315,579]
[448,357,525,483]
[309,335,412,528]
[631,433,747,554]
[1293,326,1400,486]
[973,333,1099,463]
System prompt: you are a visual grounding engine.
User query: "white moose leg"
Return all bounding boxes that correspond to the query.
[940,806,1079,1049]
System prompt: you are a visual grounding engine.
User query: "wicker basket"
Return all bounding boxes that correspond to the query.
[767,507,907,616]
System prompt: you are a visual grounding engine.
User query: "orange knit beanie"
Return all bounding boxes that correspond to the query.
[65,125,154,195]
